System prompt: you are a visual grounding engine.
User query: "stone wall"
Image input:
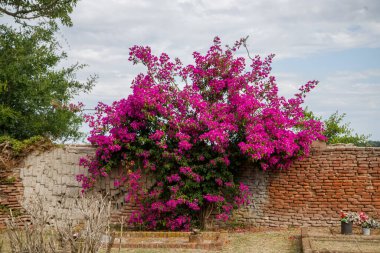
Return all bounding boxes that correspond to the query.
[0,145,142,227]
[1,143,379,228]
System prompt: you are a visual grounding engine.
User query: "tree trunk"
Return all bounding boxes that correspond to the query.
[199,203,214,230]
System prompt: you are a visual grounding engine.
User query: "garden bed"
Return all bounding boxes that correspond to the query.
[302,227,380,253]
[111,231,228,250]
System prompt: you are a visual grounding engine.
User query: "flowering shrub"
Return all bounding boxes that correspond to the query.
[78,37,325,230]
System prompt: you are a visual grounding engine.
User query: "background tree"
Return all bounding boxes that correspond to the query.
[0,0,96,142]
[324,111,370,146]
[0,24,95,141]
[367,141,380,147]
[0,0,78,26]
[304,109,370,146]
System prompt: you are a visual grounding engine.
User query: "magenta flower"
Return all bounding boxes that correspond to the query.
[167,174,181,183]
[203,194,225,203]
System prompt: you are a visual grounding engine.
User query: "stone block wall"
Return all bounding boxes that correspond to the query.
[1,143,379,228]
[0,145,141,227]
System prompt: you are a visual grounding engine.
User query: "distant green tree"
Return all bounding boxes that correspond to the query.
[0,0,78,26]
[304,109,370,146]
[367,141,380,147]
[323,111,369,146]
[0,24,95,141]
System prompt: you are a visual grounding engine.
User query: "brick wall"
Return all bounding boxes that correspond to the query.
[0,164,28,227]
[235,143,380,227]
[1,143,379,228]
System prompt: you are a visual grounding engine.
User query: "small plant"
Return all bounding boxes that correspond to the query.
[0,176,16,184]
[340,211,359,224]
[359,212,380,229]
[0,204,21,216]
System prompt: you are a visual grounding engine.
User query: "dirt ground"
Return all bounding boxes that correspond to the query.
[106,228,302,253]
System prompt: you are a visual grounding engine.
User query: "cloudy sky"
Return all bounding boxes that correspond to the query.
[59,0,380,140]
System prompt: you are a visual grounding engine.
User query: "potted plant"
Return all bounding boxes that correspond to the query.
[340,211,359,235]
[359,212,379,236]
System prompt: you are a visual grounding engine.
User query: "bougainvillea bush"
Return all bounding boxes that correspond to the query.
[78,37,325,230]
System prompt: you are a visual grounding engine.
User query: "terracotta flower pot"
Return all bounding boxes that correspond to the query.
[341,221,353,235]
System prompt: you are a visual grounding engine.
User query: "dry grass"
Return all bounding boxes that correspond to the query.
[1,193,112,253]
[224,228,302,253]
[0,218,301,253]
[0,229,12,253]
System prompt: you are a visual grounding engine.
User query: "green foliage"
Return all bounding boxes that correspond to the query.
[324,111,369,146]
[0,135,51,154]
[304,108,370,146]
[0,24,95,141]
[0,176,16,184]
[0,135,54,171]
[0,0,79,27]
[0,204,21,216]
[303,108,322,122]
[0,0,95,142]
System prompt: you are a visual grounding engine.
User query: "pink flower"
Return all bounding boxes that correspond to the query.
[359,212,368,222]
[166,199,184,209]
[151,202,166,212]
[149,130,165,141]
[216,213,229,222]
[179,166,192,174]
[167,174,181,183]
[178,140,192,151]
[215,178,223,186]
[225,182,234,188]
[186,200,200,211]
[203,194,225,203]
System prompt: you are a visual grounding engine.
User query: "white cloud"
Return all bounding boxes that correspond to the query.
[54,0,380,139]
[304,69,380,138]
[63,0,380,58]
